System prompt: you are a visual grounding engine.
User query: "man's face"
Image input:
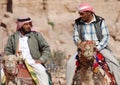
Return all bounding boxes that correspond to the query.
[79,11,91,22]
[20,22,32,34]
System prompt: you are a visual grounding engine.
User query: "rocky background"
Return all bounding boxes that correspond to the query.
[0,0,120,84]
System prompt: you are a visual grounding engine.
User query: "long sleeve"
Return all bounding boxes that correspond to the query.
[96,20,110,51]
[73,24,81,46]
[4,35,14,55]
[37,33,51,63]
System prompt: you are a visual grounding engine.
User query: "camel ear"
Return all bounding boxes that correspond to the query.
[92,41,96,45]
[3,55,8,60]
[92,41,97,51]
[2,55,8,63]
[79,41,86,48]
[16,54,23,61]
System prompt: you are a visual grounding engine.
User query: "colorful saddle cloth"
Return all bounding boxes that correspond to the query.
[75,52,116,84]
[1,60,39,85]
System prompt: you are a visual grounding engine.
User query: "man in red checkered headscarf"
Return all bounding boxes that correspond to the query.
[66,2,120,85]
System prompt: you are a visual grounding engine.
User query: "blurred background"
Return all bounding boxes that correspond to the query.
[0,0,120,84]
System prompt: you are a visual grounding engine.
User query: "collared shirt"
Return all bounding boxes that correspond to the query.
[73,15,110,51]
[19,33,35,65]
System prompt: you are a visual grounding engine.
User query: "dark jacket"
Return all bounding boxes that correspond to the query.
[75,14,104,41]
[75,14,110,50]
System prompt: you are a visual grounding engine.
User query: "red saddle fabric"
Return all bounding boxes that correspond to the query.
[75,52,116,84]
[75,52,104,67]
[93,52,105,69]
[96,52,104,61]
[17,64,32,79]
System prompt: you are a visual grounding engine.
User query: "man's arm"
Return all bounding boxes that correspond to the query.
[4,35,14,55]
[73,24,81,46]
[36,33,51,64]
[96,20,110,51]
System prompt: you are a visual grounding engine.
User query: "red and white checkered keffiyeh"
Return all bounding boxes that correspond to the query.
[16,17,32,30]
[78,2,95,13]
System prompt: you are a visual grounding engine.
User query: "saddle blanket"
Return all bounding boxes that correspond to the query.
[1,60,39,85]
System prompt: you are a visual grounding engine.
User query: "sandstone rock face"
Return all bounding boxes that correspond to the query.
[0,0,120,84]
[0,0,119,57]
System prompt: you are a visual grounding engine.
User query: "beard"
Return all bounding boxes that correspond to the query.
[19,27,31,35]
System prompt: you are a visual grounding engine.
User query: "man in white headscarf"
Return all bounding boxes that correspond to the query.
[4,17,51,85]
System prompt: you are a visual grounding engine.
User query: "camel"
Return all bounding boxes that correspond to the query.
[2,54,35,85]
[72,40,114,85]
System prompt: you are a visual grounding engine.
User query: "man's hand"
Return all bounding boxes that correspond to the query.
[77,40,81,46]
[35,60,41,64]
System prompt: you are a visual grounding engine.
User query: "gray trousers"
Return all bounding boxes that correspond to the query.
[66,53,77,85]
[66,49,120,85]
[100,49,120,85]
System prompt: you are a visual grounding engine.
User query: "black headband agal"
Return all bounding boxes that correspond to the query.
[17,17,31,22]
